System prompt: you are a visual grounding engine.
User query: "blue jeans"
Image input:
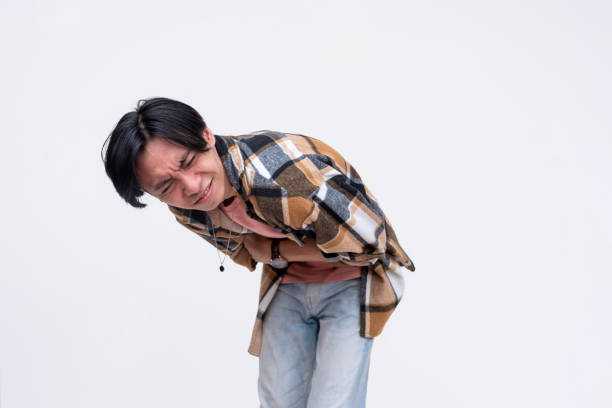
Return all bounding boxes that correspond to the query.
[258,278,373,408]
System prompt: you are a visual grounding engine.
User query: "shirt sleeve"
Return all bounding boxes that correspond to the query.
[306,177,388,266]
[268,156,389,267]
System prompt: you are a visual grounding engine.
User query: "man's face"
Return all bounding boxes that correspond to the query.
[135,127,234,211]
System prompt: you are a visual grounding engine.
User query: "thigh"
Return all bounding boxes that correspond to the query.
[308,279,374,408]
[259,284,318,408]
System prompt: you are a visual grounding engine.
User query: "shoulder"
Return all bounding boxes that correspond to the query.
[232,130,321,158]
[233,130,342,159]
[235,130,349,185]
[227,132,316,229]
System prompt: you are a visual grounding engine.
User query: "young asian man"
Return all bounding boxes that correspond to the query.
[102,97,415,408]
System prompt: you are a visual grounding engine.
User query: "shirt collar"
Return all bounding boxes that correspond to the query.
[214,134,249,204]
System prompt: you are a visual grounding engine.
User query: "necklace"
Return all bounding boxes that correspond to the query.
[211,196,238,272]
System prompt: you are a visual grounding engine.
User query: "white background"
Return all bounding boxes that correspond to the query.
[1,1,610,407]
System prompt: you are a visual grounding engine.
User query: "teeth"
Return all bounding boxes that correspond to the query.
[200,181,212,200]
[197,181,212,204]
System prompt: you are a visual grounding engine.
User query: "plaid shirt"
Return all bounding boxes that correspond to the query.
[168,130,415,356]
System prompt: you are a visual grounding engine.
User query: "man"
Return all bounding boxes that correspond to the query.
[102,97,415,407]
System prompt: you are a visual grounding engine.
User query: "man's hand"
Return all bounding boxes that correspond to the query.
[243,234,273,264]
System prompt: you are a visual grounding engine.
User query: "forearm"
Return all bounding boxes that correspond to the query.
[278,237,327,262]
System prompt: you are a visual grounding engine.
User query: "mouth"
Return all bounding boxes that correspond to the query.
[195,179,213,205]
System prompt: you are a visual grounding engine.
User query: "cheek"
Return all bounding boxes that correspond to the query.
[198,160,219,173]
[158,190,180,206]
[171,189,186,204]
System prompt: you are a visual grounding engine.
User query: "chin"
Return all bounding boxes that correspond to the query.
[197,198,218,211]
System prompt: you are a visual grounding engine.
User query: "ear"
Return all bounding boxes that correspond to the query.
[203,126,214,146]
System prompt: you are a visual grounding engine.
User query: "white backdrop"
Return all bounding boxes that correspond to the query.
[1,1,610,407]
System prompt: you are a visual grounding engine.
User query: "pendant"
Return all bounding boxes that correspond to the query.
[219,265,225,272]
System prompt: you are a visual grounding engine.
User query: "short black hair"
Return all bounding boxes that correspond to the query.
[101,97,209,208]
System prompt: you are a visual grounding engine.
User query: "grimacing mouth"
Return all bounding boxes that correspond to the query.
[194,178,213,205]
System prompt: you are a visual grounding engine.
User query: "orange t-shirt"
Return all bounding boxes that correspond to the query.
[218,196,362,284]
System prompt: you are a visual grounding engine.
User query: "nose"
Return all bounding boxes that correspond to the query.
[179,173,201,197]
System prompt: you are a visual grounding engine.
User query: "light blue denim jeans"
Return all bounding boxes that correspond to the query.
[258,278,373,408]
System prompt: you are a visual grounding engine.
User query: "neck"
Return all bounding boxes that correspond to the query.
[221,171,238,202]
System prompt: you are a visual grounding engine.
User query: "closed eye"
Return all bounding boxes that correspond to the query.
[185,153,197,167]
[161,181,173,195]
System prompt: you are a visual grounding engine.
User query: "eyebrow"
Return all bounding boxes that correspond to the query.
[152,150,189,192]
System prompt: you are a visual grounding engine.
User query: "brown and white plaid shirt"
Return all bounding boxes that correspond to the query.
[168,130,415,356]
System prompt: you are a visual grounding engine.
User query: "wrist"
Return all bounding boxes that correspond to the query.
[277,239,299,262]
[270,238,289,269]
[278,238,288,260]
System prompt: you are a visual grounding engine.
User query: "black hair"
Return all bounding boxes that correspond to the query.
[101,97,209,208]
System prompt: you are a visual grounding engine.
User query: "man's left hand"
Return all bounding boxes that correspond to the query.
[243,234,272,264]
